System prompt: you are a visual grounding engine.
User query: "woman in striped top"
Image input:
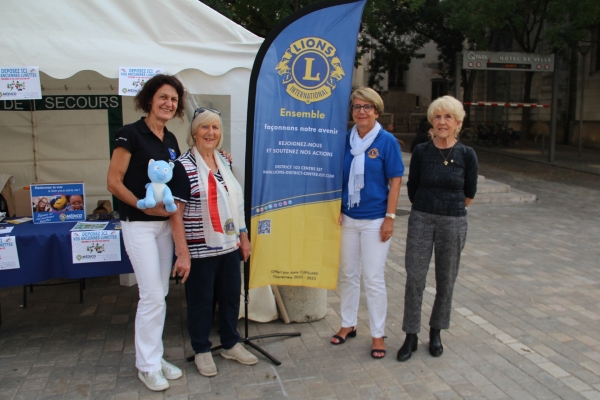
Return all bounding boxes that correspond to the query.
[169,107,256,377]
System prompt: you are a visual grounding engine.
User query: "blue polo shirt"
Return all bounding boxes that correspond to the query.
[341,129,404,220]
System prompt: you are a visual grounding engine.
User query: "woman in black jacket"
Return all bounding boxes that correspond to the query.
[397,95,478,362]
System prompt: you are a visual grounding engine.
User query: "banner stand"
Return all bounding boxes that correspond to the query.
[229,0,366,366]
[186,0,366,366]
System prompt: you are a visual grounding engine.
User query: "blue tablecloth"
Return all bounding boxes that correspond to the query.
[0,220,133,288]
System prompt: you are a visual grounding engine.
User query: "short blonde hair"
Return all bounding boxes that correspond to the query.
[427,96,465,137]
[350,87,384,115]
[187,110,223,149]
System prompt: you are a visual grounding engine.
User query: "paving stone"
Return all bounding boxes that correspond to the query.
[2,148,600,398]
[12,390,42,400]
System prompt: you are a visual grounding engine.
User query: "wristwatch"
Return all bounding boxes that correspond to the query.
[385,213,396,219]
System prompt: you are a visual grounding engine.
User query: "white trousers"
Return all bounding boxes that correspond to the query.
[338,215,391,338]
[121,220,173,372]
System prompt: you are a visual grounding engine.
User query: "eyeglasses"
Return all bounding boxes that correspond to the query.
[193,107,221,119]
[352,104,374,113]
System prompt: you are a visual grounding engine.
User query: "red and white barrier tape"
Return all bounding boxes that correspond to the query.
[464,101,550,108]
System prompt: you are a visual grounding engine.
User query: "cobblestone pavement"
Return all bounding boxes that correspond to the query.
[1,144,599,399]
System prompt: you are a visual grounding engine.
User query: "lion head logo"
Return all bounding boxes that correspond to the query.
[275,37,345,104]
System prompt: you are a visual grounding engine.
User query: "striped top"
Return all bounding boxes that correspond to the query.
[171,149,238,259]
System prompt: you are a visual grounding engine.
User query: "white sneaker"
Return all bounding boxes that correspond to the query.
[195,352,217,377]
[161,358,183,380]
[138,369,169,391]
[221,343,258,365]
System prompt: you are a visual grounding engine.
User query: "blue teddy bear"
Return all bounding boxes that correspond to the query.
[137,159,177,212]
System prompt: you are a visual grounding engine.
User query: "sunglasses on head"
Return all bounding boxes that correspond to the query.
[191,107,221,136]
[193,107,221,119]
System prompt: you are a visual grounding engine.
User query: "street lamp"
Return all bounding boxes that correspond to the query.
[578,42,591,158]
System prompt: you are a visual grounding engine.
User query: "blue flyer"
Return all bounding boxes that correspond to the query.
[30,182,85,224]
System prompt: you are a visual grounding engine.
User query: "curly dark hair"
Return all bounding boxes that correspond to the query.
[134,74,186,119]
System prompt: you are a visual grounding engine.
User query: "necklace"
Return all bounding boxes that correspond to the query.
[438,144,455,166]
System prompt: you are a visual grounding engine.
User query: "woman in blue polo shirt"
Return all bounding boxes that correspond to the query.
[107,74,184,392]
[330,87,404,359]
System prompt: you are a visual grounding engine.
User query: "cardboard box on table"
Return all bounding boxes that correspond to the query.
[13,189,33,217]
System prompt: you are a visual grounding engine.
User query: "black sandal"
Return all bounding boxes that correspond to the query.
[371,336,387,358]
[371,348,387,358]
[330,327,357,345]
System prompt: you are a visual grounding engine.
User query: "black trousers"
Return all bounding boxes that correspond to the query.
[185,250,241,354]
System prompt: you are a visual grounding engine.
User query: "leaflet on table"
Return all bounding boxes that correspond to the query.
[0,236,20,270]
[30,182,85,224]
[118,67,163,96]
[5,217,32,224]
[0,226,15,234]
[1,66,42,100]
[71,231,121,264]
[71,221,109,231]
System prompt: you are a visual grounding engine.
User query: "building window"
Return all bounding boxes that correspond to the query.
[431,79,448,100]
[388,64,405,89]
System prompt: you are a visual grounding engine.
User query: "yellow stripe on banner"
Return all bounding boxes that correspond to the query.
[249,200,341,290]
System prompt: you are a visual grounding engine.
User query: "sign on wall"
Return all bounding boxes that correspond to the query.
[0,66,42,100]
[463,51,554,72]
[118,67,163,96]
[0,94,123,151]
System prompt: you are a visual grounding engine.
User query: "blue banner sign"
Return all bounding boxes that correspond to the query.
[247,0,366,289]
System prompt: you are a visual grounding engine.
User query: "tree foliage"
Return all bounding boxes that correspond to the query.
[444,0,600,140]
[203,0,600,96]
[447,0,600,52]
[357,1,428,90]
[201,0,315,38]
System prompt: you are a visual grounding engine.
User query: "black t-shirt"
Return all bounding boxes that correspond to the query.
[113,117,181,221]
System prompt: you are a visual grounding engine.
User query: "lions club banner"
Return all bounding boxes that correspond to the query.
[247,0,366,289]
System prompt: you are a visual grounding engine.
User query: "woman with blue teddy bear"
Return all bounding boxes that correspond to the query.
[107,74,184,392]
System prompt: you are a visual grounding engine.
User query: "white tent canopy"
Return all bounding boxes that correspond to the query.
[3,0,262,79]
[0,0,277,322]
[0,0,262,200]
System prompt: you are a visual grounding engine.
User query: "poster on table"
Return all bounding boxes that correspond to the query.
[71,230,121,264]
[118,67,163,96]
[31,182,86,224]
[0,236,20,270]
[248,0,366,290]
[0,66,42,100]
